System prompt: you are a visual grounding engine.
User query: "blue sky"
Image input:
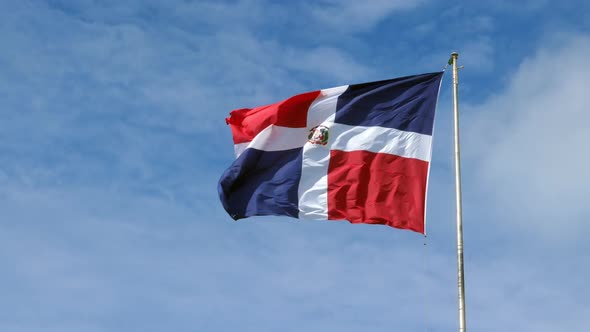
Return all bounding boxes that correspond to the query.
[2,0,590,331]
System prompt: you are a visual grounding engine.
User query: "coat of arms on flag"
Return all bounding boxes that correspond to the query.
[308,125,329,145]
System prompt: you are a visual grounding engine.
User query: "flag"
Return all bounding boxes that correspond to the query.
[218,72,443,234]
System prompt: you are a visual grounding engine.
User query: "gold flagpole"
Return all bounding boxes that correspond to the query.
[451,52,467,332]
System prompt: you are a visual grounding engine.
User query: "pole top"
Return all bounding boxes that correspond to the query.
[448,52,459,66]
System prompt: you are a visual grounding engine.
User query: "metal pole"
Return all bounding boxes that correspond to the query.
[451,52,467,332]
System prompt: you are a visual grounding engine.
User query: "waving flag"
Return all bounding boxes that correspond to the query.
[218,72,443,234]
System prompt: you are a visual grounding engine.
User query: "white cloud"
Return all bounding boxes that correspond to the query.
[465,34,590,241]
[485,0,551,12]
[307,0,427,32]
[284,46,373,83]
[460,37,494,72]
[466,253,590,331]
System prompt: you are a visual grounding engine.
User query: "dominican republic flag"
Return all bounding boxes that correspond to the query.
[218,72,443,234]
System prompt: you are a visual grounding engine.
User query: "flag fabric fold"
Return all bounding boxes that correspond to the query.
[218,72,444,234]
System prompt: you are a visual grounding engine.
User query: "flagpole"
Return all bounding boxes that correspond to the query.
[451,52,467,332]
